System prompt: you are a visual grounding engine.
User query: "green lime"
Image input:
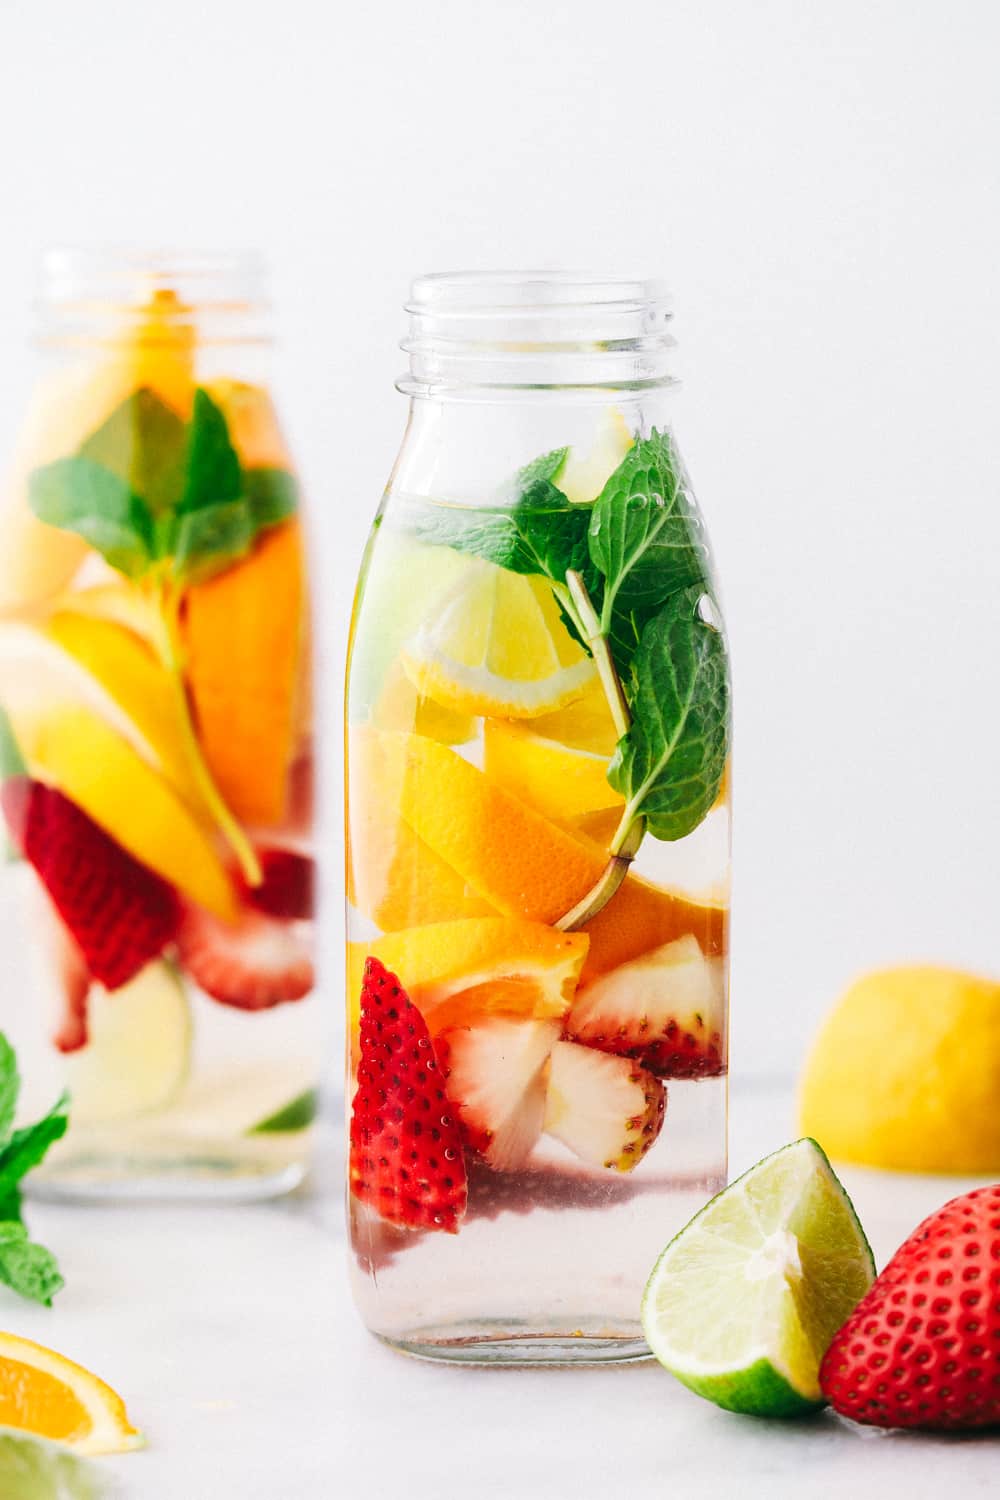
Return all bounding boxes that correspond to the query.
[248,1088,318,1134]
[641,1138,875,1417]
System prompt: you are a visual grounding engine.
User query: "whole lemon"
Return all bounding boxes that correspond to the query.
[799,966,1000,1173]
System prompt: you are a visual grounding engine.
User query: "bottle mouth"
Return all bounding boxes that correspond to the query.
[399,270,676,394]
[36,247,271,346]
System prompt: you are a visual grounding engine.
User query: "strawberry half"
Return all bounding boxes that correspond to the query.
[543,1041,665,1172]
[565,934,726,1080]
[820,1183,1000,1430]
[176,900,313,1011]
[238,848,314,920]
[350,957,467,1233]
[438,1018,560,1171]
[2,777,179,992]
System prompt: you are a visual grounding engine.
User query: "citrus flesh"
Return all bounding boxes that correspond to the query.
[0,1332,142,1456]
[799,966,1000,1173]
[642,1138,875,1416]
[401,559,595,719]
[63,961,191,1127]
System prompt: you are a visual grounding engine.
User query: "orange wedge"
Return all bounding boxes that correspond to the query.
[348,917,588,1038]
[203,378,292,467]
[579,871,728,985]
[348,725,496,929]
[183,519,307,827]
[0,1332,143,1456]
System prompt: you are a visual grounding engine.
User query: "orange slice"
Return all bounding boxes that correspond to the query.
[0,1332,143,1456]
[348,725,495,929]
[183,519,307,827]
[579,872,728,985]
[348,917,588,1037]
[483,717,623,824]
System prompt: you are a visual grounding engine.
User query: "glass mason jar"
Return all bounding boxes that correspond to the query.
[0,250,318,1199]
[345,271,731,1362]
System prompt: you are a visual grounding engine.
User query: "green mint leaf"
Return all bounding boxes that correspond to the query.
[0,707,27,781]
[179,387,243,513]
[514,446,569,489]
[590,429,710,627]
[79,388,188,516]
[0,1223,63,1306]
[609,588,729,842]
[171,500,256,583]
[0,1187,23,1225]
[28,459,154,579]
[0,1036,20,1148]
[244,466,300,528]
[0,1092,70,1201]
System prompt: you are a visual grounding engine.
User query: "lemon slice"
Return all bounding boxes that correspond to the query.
[483,717,622,823]
[0,1332,143,1455]
[558,406,634,503]
[62,962,192,1127]
[401,559,595,718]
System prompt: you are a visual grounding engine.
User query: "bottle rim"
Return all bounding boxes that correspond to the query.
[35,247,272,346]
[399,269,676,395]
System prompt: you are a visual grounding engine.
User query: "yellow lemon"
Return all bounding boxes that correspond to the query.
[401,559,595,719]
[558,406,634,503]
[799,966,1000,1173]
[483,717,623,824]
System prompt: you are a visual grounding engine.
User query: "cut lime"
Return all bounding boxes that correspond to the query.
[641,1138,875,1417]
[63,961,192,1127]
[248,1088,318,1134]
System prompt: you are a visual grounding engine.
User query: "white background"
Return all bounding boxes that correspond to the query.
[0,0,997,1082]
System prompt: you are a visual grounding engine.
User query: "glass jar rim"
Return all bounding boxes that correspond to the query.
[399,269,676,395]
[35,247,271,346]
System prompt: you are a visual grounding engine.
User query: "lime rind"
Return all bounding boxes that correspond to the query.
[641,1138,875,1417]
[248,1088,318,1134]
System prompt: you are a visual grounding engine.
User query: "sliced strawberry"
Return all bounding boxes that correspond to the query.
[239,848,314,920]
[543,1040,665,1172]
[1,777,179,993]
[565,934,726,1080]
[350,957,467,1232]
[438,1018,560,1171]
[821,1184,1000,1430]
[176,902,313,1011]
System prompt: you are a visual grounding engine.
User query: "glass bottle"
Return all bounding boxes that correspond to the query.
[0,250,318,1199]
[345,271,731,1363]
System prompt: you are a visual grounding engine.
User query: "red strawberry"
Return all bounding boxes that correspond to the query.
[350,957,467,1233]
[239,848,314,920]
[2,777,179,992]
[820,1184,1000,1430]
[176,903,313,1010]
[438,1018,560,1171]
[565,934,726,1080]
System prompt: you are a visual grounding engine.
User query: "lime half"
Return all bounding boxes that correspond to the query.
[641,1138,875,1417]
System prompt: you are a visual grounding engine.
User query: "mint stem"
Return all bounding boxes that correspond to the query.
[554,570,645,931]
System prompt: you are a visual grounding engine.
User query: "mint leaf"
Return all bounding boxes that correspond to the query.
[0,1224,63,1306]
[0,1035,19,1147]
[590,429,710,630]
[0,1093,70,1201]
[245,466,300,528]
[79,388,187,516]
[172,500,255,582]
[609,588,729,842]
[179,387,242,513]
[28,459,154,579]
[513,446,568,489]
[0,1187,22,1224]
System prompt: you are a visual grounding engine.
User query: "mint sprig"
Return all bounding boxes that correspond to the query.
[28,386,299,588]
[0,1037,68,1306]
[403,427,730,926]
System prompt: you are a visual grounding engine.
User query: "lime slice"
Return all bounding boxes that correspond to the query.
[641,1138,875,1417]
[0,1427,110,1498]
[248,1088,318,1134]
[64,961,192,1127]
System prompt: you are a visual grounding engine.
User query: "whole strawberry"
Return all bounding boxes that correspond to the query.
[820,1184,1000,1430]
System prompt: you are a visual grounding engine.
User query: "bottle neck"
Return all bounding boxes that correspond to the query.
[34,248,272,354]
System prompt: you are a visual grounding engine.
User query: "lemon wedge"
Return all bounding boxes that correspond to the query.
[401,559,595,719]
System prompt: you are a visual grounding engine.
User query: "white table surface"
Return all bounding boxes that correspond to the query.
[9,1080,997,1499]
